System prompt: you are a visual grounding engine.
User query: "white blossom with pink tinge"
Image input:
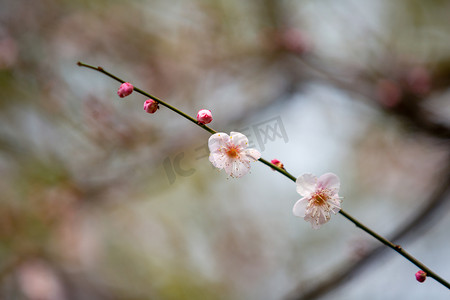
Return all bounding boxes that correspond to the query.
[208,132,261,178]
[293,173,342,229]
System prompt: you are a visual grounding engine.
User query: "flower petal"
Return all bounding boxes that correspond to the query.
[296,174,317,197]
[208,133,229,153]
[310,220,322,230]
[317,210,329,225]
[223,157,235,176]
[242,148,261,162]
[317,173,340,192]
[230,132,249,149]
[229,159,251,178]
[292,198,308,217]
[329,197,342,214]
[209,152,228,169]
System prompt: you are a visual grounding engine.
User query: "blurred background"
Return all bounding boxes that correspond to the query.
[0,0,449,299]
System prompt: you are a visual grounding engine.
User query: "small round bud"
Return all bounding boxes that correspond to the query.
[143,99,159,114]
[376,79,402,108]
[271,159,284,170]
[117,82,133,98]
[415,270,427,283]
[197,109,213,125]
[277,29,312,54]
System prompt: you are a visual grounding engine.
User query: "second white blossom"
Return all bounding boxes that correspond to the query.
[293,173,342,229]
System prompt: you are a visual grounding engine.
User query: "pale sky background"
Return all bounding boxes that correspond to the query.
[0,0,449,299]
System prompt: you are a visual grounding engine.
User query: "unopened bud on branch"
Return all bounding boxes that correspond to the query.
[117,82,134,98]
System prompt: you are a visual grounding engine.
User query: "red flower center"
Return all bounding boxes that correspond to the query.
[226,146,239,158]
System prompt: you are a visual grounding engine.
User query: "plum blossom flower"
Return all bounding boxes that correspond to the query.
[208,132,261,178]
[293,173,342,229]
[143,99,159,114]
[197,109,213,124]
[117,82,133,98]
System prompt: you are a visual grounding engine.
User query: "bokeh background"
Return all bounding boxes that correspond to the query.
[0,0,449,299]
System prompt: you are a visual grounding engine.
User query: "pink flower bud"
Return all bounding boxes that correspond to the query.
[197,109,213,125]
[278,29,312,54]
[117,82,133,98]
[271,159,284,170]
[143,99,159,114]
[415,270,426,283]
[376,79,402,108]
